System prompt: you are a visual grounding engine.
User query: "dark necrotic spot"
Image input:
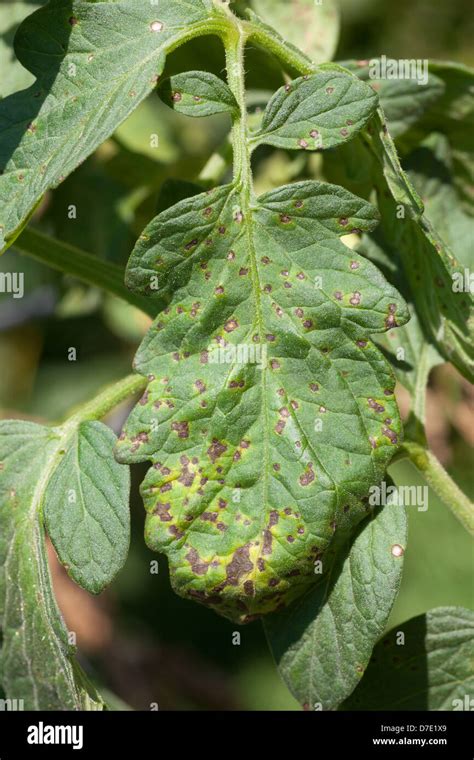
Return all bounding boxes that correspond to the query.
[226,545,253,585]
[207,439,227,463]
[171,421,189,439]
[153,502,172,522]
[187,548,209,575]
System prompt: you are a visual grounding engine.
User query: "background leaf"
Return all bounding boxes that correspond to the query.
[342,607,474,710]
[0,1,43,98]
[248,0,340,64]
[0,420,104,709]
[264,500,407,710]
[44,421,130,595]
[0,0,220,250]
[366,113,474,383]
[340,59,445,138]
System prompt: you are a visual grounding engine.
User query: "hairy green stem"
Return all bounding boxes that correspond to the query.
[14,228,156,317]
[64,374,147,427]
[400,441,474,536]
[225,23,253,191]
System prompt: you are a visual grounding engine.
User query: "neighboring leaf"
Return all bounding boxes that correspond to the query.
[0,420,104,709]
[400,63,474,176]
[0,0,223,251]
[0,1,42,98]
[159,71,238,117]
[340,59,445,138]
[348,60,474,212]
[155,178,204,216]
[116,177,409,624]
[251,67,378,152]
[343,607,474,710]
[405,133,474,268]
[264,499,407,710]
[249,0,340,65]
[43,421,130,595]
[360,232,443,401]
[366,111,474,383]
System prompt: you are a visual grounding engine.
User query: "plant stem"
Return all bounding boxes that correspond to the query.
[243,17,315,75]
[65,374,147,427]
[14,227,156,317]
[400,441,474,536]
[224,22,252,190]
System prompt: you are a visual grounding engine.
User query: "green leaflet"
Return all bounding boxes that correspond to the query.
[340,59,445,139]
[264,499,407,710]
[159,71,238,117]
[0,0,223,252]
[116,177,409,624]
[343,607,474,710]
[251,68,378,152]
[360,233,443,406]
[405,133,474,268]
[249,0,340,64]
[43,421,131,595]
[0,420,105,710]
[366,111,474,383]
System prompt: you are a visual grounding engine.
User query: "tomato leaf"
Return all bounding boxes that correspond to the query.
[264,499,407,710]
[159,71,239,117]
[44,421,130,595]
[366,111,474,383]
[251,67,378,152]
[0,1,43,98]
[340,59,445,139]
[250,0,340,65]
[0,420,105,709]
[0,0,222,251]
[116,174,408,623]
[343,607,474,710]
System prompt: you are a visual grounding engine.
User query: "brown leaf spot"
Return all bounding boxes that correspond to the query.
[187,548,209,575]
[224,318,239,333]
[171,421,189,439]
[207,439,227,463]
[244,580,255,596]
[382,427,398,445]
[350,292,361,306]
[152,502,172,522]
[299,463,315,486]
[226,545,253,585]
[368,397,385,413]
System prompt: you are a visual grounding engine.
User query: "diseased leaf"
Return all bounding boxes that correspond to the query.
[250,0,340,65]
[116,174,409,624]
[264,499,407,710]
[44,421,130,595]
[0,420,104,710]
[251,67,378,152]
[159,71,238,117]
[343,607,474,711]
[0,0,223,251]
[0,1,42,98]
